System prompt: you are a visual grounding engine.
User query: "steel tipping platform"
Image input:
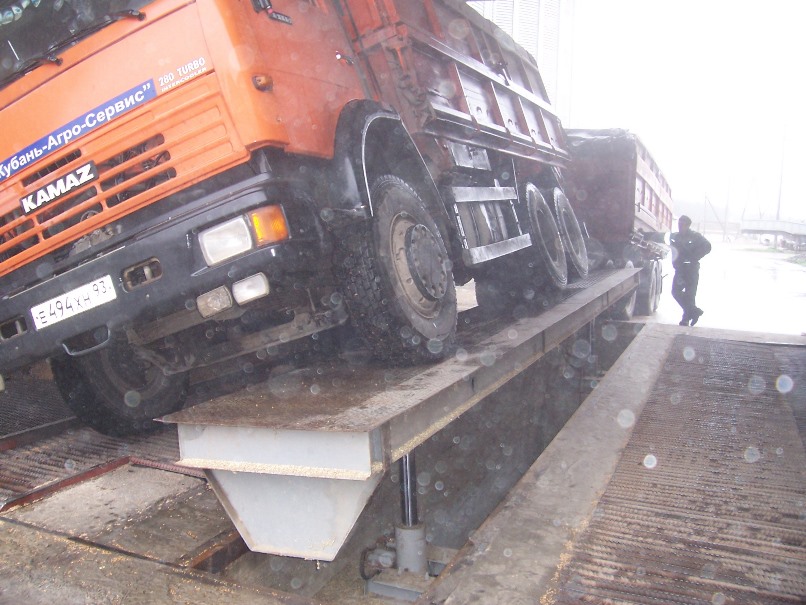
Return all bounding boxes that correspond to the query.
[421,323,806,605]
[163,268,639,561]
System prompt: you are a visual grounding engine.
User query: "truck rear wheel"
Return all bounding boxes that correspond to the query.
[609,261,638,320]
[336,175,457,363]
[635,260,659,316]
[653,260,663,311]
[550,187,589,279]
[524,183,568,290]
[51,337,188,436]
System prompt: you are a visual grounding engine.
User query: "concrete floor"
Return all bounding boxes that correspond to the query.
[1,243,804,603]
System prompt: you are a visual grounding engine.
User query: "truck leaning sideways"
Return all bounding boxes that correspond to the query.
[0,0,589,434]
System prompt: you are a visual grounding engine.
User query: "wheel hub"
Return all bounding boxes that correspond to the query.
[405,223,447,301]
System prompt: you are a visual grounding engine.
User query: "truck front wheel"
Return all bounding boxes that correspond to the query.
[337,175,457,362]
[51,337,188,436]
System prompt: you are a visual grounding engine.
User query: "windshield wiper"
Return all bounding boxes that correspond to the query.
[0,53,62,90]
[0,10,146,90]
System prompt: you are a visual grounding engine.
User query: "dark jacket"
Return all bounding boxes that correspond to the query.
[670,230,711,269]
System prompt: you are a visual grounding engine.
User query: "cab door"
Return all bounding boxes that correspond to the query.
[248,0,366,156]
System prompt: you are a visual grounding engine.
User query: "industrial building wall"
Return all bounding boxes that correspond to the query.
[467,0,574,124]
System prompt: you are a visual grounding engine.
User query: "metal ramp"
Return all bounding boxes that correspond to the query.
[420,324,806,604]
[164,268,639,560]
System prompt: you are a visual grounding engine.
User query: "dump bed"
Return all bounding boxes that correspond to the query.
[341,0,569,168]
[564,129,673,244]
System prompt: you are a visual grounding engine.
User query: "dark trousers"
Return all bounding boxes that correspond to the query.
[672,263,700,319]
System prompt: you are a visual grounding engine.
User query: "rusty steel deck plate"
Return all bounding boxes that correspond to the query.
[550,334,806,604]
[165,267,639,437]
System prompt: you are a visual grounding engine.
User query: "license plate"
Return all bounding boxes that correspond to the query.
[31,275,117,330]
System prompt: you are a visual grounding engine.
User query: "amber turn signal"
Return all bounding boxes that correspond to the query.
[249,205,289,246]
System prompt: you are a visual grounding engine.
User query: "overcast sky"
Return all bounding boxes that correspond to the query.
[566,0,806,222]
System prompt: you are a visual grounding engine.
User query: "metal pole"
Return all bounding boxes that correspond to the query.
[399,452,418,527]
[775,131,785,249]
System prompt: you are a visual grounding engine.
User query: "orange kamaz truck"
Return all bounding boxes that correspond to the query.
[0,0,585,434]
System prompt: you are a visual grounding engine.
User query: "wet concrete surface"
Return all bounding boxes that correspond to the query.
[651,239,806,335]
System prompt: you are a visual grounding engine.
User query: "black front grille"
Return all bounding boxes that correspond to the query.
[21,150,82,188]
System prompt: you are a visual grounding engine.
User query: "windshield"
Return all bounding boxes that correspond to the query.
[0,0,154,88]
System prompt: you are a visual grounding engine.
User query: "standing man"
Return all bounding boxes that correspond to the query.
[670,215,711,326]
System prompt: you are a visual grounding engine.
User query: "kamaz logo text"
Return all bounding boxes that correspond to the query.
[20,162,98,214]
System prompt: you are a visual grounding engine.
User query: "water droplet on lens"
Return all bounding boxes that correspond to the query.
[572,339,591,359]
[480,350,496,366]
[601,323,617,342]
[617,409,635,428]
[683,346,696,361]
[310,384,321,395]
[427,339,444,354]
[748,375,766,395]
[776,374,793,394]
[744,446,761,463]
[643,454,657,469]
[124,390,142,408]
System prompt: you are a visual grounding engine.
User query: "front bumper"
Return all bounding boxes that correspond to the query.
[0,173,327,373]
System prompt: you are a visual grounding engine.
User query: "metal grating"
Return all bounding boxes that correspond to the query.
[0,425,181,509]
[552,335,806,604]
[0,377,73,437]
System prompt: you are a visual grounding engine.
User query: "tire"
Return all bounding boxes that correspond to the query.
[635,261,658,316]
[51,336,188,436]
[336,175,457,363]
[523,183,568,290]
[609,260,637,320]
[550,187,588,279]
[653,261,663,312]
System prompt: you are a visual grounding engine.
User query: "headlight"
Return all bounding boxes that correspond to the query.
[198,206,289,267]
[199,216,253,266]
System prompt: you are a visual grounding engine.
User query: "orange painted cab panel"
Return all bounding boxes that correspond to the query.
[0,0,366,277]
